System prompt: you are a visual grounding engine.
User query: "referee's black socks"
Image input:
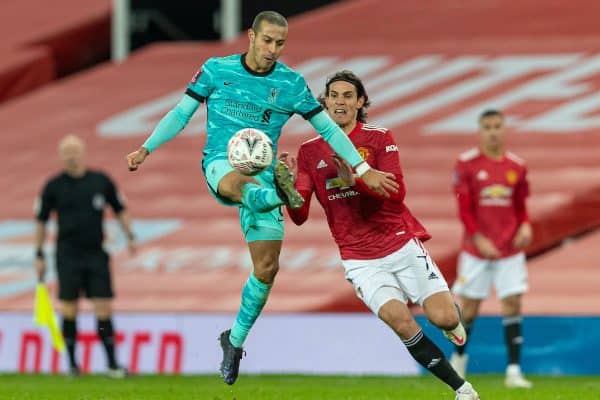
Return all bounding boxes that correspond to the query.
[97,318,118,369]
[62,318,78,369]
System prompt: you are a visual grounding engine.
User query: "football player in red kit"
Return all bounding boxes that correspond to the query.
[280,70,480,400]
[449,109,533,389]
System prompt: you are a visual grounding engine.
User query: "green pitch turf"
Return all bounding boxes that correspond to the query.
[0,374,598,400]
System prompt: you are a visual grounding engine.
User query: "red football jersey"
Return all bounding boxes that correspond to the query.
[288,122,430,260]
[453,148,529,258]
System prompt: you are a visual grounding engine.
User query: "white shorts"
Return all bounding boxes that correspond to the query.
[342,239,450,315]
[452,251,528,300]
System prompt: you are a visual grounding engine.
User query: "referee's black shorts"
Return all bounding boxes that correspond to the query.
[55,244,114,301]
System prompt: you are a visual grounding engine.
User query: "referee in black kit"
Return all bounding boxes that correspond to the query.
[34,135,135,377]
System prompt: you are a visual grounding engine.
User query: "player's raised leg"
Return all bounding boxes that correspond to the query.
[409,241,468,348]
[449,296,480,378]
[218,169,282,212]
[422,292,467,347]
[212,160,303,211]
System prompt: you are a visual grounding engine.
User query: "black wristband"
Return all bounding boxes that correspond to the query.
[35,249,44,259]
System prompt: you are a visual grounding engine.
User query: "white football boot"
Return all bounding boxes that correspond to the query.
[443,322,467,347]
[505,364,533,388]
[444,303,468,347]
[455,381,480,400]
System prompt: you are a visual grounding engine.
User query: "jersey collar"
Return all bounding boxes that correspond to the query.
[348,121,363,138]
[479,148,506,163]
[240,53,276,77]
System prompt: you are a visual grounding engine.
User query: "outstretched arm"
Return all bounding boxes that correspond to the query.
[308,111,399,197]
[331,155,406,203]
[126,94,200,171]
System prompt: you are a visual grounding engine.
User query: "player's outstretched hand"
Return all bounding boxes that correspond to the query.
[473,233,501,259]
[126,147,149,171]
[278,152,298,180]
[513,222,533,249]
[360,167,399,198]
[332,155,356,186]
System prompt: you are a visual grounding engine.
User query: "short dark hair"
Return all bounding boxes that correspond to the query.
[252,11,288,32]
[319,70,371,123]
[479,109,503,121]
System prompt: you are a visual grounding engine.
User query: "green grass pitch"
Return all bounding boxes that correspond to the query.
[1,374,598,400]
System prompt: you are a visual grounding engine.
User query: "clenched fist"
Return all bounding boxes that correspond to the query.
[125,147,149,171]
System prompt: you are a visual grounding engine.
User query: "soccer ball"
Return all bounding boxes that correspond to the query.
[227,128,274,176]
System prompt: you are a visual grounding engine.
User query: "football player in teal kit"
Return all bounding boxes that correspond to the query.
[125,11,397,384]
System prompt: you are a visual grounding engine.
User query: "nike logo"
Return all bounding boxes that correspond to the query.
[450,332,465,345]
[224,81,234,86]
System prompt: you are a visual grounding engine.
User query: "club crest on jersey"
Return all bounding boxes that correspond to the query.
[506,170,518,185]
[476,170,489,181]
[92,193,105,210]
[357,147,370,160]
[268,88,280,103]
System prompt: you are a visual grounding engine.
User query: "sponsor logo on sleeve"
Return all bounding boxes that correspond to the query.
[190,68,201,84]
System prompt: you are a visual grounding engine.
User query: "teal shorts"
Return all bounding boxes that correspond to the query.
[202,158,284,242]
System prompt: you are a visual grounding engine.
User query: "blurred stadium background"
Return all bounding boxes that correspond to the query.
[1,0,599,388]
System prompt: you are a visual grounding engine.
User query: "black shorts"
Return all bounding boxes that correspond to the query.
[55,245,113,301]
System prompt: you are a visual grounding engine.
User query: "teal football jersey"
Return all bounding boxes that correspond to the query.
[186,54,322,165]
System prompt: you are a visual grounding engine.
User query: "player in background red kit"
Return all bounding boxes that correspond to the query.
[449,109,533,389]
[280,71,480,400]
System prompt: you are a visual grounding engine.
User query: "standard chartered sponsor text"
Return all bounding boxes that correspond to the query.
[223,99,262,121]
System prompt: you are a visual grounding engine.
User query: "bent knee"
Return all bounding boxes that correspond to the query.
[253,258,279,283]
[378,302,418,338]
[217,172,255,203]
[428,310,459,330]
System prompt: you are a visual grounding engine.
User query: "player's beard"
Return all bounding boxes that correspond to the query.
[249,42,273,71]
[259,53,275,70]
